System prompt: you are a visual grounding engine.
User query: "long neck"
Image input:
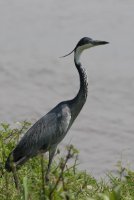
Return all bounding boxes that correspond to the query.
[69,49,88,121]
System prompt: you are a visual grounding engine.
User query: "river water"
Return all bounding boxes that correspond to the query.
[0,0,134,178]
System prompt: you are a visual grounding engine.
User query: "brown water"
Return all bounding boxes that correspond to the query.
[0,0,134,178]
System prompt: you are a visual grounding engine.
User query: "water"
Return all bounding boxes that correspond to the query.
[0,0,134,178]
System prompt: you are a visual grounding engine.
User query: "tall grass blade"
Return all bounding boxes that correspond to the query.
[23,176,28,200]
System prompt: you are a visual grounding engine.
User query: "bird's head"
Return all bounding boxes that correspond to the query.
[75,37,108,51]
[62,37,109,64]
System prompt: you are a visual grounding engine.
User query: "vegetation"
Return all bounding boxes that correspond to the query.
[0,122,134,200]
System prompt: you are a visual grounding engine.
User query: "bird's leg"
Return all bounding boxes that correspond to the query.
[45,146,57,182]
[40,154,46,197]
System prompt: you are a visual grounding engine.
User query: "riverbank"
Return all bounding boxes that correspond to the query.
[0,122,134,200]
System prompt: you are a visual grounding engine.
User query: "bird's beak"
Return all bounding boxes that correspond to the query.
[92,40,109,46]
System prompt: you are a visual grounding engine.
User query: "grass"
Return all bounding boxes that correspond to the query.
[0,122,134,200]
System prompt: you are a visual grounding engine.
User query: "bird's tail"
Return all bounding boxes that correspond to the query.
[5,153,13,172]
[5,152,28,172]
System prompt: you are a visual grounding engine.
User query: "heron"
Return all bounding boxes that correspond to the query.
[5,37,108,181]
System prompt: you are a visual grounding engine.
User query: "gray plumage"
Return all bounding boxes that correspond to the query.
[5,37,108,179]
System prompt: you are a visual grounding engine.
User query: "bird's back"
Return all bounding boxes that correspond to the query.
[5,102,71,171]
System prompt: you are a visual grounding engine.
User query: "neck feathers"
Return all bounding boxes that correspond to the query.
[69,48,88,120]
[75,62,88,101]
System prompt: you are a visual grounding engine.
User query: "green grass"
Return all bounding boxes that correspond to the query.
[0,122,134,200]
